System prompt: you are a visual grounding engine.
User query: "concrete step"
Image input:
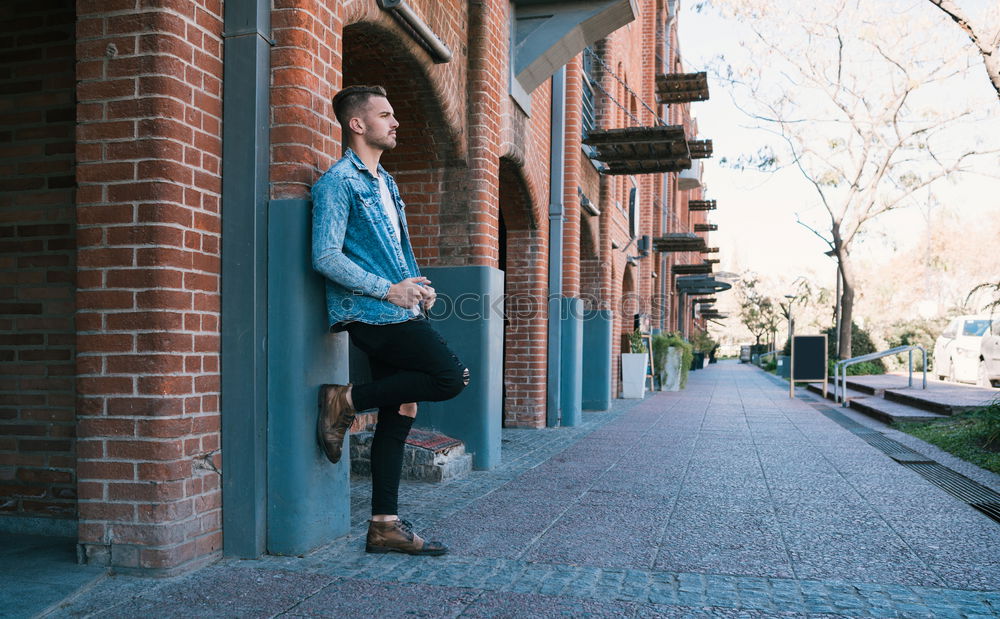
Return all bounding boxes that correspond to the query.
[350,428,472,483]
[847,397,949,425]
[807,381,950,425]
[841,378,885,396]
[884,387,996,416]
[807,382,867,403]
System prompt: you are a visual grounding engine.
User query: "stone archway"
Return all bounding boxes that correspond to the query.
[497,157,544,428]
[341,21,464,268]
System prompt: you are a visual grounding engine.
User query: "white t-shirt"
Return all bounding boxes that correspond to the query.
[377,173,402,242]
[378,173,419,316]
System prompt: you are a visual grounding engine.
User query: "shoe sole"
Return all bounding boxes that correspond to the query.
[365,543,448,556]
[317,385,342,464]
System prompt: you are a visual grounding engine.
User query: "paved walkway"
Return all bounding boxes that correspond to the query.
[35,362,1000,617]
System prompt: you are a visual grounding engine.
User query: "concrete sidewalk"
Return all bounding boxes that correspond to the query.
[33,362,1000,617]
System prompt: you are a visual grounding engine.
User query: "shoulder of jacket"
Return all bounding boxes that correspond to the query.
[317,160,363,189]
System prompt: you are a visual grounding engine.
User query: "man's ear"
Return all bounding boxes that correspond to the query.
[348,117,365,135]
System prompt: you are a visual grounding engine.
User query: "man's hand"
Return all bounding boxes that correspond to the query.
[399,403,417,418]
[386,277,434,309]
[420,283,436,311]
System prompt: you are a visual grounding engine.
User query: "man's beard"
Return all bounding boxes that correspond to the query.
[367,134,396,151]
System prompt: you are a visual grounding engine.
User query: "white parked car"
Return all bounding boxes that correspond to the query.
[979,320,1000,388]
[933,315,993,385]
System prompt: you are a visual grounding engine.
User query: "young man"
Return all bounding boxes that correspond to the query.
[311,85,469,556]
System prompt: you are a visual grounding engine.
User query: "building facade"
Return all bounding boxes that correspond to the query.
[1,0,720,574]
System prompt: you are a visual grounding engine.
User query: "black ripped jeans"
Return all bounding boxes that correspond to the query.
[346,316,469,516]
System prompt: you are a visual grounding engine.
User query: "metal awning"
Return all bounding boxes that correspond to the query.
[652,232,706,253]
[688,139,713,159]
[688,200,716,211]
[672,263,713,275]
[704,258,720,264]
[676,275,732,295]
[694,223,717,232]
[513,0,639,94]
[700,247,719,254]
[655,72,710,104]
[583,125,692,175]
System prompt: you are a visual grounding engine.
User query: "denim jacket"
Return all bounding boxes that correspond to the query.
[312,148,423,329]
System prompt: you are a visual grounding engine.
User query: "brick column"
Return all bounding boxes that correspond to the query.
[562,56,582,299]
[75,0,223,574]
[270,0,343,200]
[458,0,506,267]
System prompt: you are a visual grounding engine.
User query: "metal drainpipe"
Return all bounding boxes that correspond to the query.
[546,67,567,428]
[376,0,453,63]
[220,0,271,558]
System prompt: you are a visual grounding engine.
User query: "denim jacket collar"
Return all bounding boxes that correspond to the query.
[344,147,389,181]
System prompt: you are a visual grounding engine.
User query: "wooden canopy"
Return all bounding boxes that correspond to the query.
[700,311,728,319]
[672,263,713,275]
[652,232,706,253]
[689,200,716,211]
[583,125,692,175]
[655,72,710,104]
[688,139,713,159]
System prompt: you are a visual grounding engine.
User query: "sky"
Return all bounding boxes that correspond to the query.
[676,0,1000,292]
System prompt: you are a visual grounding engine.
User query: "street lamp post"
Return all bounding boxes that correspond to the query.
[784,293,797,359]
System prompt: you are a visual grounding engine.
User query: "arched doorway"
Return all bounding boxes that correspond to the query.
[497,158,543,428]
[341,21,462,268]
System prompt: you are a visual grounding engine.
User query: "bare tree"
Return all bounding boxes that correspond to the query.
[925,0,1000,100]
[708,0,999,358]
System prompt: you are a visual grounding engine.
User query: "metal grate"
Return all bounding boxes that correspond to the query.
[815,406,1000,526]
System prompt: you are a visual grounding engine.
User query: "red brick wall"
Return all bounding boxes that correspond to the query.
[74,0,223,573]
[0,0,77,524]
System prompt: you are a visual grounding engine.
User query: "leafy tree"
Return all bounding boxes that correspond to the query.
[737,273,779,347]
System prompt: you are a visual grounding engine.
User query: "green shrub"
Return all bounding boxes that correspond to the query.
[823,322,885,371]
[971,400,1000,452]
[628,329,646,354]
[897,399,1000,474]
[652,331,693,389]
[764,357,777,372]
[885,318,946,371]
[690,329,716,353]
[827,359,886,376]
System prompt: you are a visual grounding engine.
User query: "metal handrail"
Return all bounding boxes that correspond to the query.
[834,345,927,406]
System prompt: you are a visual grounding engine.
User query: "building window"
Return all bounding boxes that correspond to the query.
[582,47,596,137]
[628,181,639,238]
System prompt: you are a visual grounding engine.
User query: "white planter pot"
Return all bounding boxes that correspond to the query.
[662,347,682,391]
[621,353,647,399]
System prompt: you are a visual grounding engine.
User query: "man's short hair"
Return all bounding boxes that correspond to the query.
[332,85,387,129]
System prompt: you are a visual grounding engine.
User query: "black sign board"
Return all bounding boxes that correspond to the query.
[790,334,827,398]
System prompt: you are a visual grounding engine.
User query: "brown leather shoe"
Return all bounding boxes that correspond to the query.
[317,383,356,463]
[365,519,448,556]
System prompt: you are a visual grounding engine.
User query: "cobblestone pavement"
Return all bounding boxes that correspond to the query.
[48,362,1000,618]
